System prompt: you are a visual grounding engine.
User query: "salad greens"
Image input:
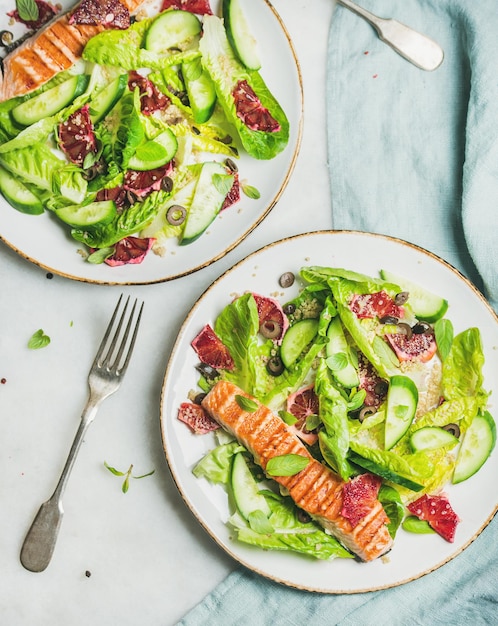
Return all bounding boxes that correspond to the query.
[187,265,495,560]
[0,5,289,266]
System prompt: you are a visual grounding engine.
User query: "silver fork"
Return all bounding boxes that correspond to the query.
[20,295,144,573]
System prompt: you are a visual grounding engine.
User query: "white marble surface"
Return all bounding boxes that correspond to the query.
[0,1,336,623]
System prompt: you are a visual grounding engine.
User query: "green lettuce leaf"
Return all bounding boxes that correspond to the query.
[315,360,354,480]
[229,494,353,561]
[442,327,488,406]
[199,15,289,160]
[192,441,246,484]
[70,189,168,248]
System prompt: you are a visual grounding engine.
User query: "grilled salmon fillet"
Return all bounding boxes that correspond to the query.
[201,380,393,562]
[0,0,145,103]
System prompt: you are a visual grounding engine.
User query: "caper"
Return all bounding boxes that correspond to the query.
[283,303,296,315]
[266,356,285,376]
[224,158,238,173]
[380,315,399,324]
[394,291,409,305]
[412,321,432,335]
[195,363,219,381]
[374,380,389,396]
[359,406,377,422]
[166,204,187,226]
[443,423,461,438]
[259,320,282,340]
[279,272,295,288]
[0,31,13,47]
[397,322,413,338]
[161,176,173,193]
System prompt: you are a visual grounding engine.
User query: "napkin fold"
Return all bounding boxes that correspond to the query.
[180,2,497,623]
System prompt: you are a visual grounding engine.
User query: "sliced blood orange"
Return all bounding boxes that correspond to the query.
[232,80,281,133]
[128,71,170,114]
[385,332,437,363]
[177,402,219,434]
[191,324,235,370]
[358,353,388,407]
[407,493,460,542]
[349,291,404,320]
[69,0,130,29]
[341,473,383,528]
[104,236,154,266]
[160,0,213,14]
[251,293,289,344]
[58,105,98,166]
[286,384,319,445]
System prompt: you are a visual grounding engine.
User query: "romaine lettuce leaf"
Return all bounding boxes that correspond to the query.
[315,360,353,480]
[442,327,488,406]
[199,16,289,160]
[192,440,246,484]
[83,19,200,71]
[229,495,353,560]
[70,189,168,247]
[0,143,87,202]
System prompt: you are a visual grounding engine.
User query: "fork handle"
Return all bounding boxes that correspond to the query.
[337,0,444,71]
[20,403,96,572]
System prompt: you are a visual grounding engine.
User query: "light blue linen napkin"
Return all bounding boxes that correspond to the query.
[180,2,497,623]
[327,0,498,311]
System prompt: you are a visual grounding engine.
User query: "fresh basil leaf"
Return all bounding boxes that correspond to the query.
[16,0,39,22]
[28,329,50,350]
[87,247,115,264]
[235,394,258,413]
[135,141,167,162]
[213,172,233,196]
[434,318,453,361]
[326,352,348,371]
[266,454,309,477]
[247,509,274,534]
[347,388,366,411]
[279,409,298,425]
[305,413,320,431]
[402,515,436,534]
[241,183,261,199]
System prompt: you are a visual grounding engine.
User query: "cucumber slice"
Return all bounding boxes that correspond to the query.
[145,9,202,54]
[11,75,88,127]
[453,411,496,484]
[128,129,178,171]
[180,161,230,245]
[183,59,217,124]
[325,316,359,388]
[380,269,448,322]
[89,74,127,124]
[0,167,44,215]
[231,452,271,519]
[410,426,459,452]
[348,451,424,491]
[223,0,261,70]
[55,200,117,228]
[384,375,418,450]
[280,319,319,369]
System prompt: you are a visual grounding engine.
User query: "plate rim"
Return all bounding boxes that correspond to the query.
[160,229,498,593]
[0,0,304,285]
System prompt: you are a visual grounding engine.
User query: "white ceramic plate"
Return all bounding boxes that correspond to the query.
[0,0,302,284]
[160,231,498,593]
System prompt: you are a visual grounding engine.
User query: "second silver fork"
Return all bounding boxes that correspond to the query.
[20,295,144,573]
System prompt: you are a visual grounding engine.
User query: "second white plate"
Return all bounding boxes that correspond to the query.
[160,230,498,593]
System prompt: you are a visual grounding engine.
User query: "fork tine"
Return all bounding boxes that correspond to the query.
[93,294,125,368]
[117,300,144,374]
[98,296,143,373]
